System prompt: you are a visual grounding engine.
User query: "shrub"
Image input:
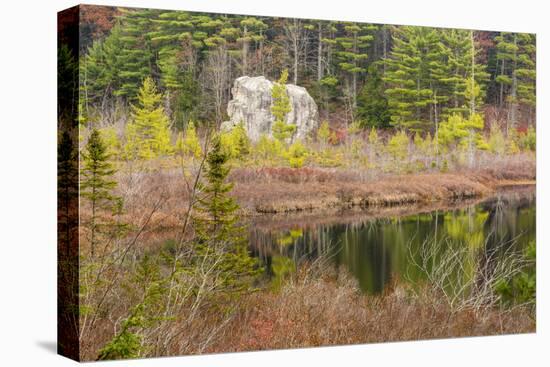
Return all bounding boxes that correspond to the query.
[175,121,202,159]
[254,134,284,163]
[98,126,122,159]
[317,120,330,145]
[488,124,506,155]
[220,123,251,160]
[519,126,536,152]
[386,130,409,161]
[495,241,536,308]
[286,141,308,168]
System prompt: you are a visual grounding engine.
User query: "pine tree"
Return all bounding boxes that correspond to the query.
[231,122,251,159]
[125,77,173,160]
[334,22,377,111]
[495,32,536,127]
[146,11,207,128]
[238,17,267,75]
[58,44,78,124]
[81,129,118,258]
[515,33,536,126]
[384,26,449,133]
[114,9,158,100]
[82,23,125,112]
[192,136,259,295]
[58,131,79,255]
[271,69,295,143]
[495,33,536,127]
[357,62,391,128]
[440,29,489,118]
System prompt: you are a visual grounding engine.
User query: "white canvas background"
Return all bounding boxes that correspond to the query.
[0,0,547,365]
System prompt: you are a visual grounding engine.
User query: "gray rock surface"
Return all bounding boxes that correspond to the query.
[221,76,319,142]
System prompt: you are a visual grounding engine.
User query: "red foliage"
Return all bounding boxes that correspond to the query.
[329,128,347,145]
[80,5,119,39]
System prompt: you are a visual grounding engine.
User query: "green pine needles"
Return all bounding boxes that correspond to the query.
[271,69,296,143]
[81,129,119,257]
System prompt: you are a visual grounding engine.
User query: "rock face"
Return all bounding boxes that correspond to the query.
[221,76,319,142]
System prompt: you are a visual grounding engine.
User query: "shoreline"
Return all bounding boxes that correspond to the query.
[248,183,535,231]
[232,170,535,215]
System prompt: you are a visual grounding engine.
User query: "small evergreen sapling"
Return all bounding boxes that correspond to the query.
[81,129,119,258]
[271,69,296,143]
[192,135,259,296]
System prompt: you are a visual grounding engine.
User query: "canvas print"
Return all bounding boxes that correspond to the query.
[57,4,536,361]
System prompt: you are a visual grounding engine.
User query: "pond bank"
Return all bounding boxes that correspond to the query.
[248,183,535,231]
[231,167,535,215]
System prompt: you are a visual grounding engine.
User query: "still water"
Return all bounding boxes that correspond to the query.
[249,186,535,294]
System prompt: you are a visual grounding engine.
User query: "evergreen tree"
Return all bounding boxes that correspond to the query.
[357,62,391,128]
[192,136,259,295]
[495,32,536,127]
[58,131,79,255]
[440,29,489,118]
[125,77,173,160]
[384,26,449,133]
[238,17,268,75]
[146,11,208,128]
[114,9,158,99]
[227,122,251,159]
[82,10,158,106]
[334,22,377,111]
[58,44,78,124]
[271,69,295,143]
[82,23,125,112]
[81,129,118,258]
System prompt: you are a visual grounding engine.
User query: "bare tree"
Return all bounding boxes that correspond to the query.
[202,46,231,126]
[282,18,308,85]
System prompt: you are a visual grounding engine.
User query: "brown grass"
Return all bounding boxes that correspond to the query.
[231,168,534,214]
[209,266,535,353]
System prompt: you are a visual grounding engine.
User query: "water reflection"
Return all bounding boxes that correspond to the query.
[249,187,535,294]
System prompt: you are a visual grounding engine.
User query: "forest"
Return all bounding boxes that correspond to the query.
[57,5,536,361]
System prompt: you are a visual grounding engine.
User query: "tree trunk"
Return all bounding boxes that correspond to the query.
[470,31,476,116]
[352,32,358,110]
[499,59,505,108]
[317,22,323,82]
[293,34,299,85]
[242,24,248,76]
[510,34,518,128]
[259,31,264,76]
[382,27,388,77]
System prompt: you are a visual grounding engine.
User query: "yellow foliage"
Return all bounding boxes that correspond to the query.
[286,140,308,168]
[386,130,409,160]
[175,121,202,159]
[488,124,506,155]
[98,127,122,159]
[254,134,284,163]
[317,120,330,145]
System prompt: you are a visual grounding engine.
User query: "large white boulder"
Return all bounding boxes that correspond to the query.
[221,76,319,142]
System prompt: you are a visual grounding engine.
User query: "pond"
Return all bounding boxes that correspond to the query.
[248,186,536,294]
